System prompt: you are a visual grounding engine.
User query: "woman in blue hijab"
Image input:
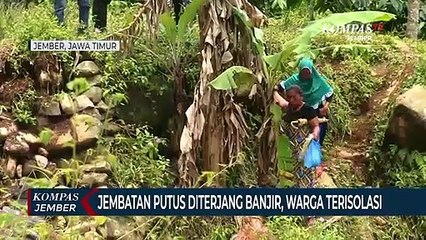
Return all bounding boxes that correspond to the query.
[275,57,334,146]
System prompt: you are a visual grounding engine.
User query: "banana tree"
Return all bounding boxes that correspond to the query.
[143,0,206,167]
[143,0,168,39]
[208,11,396,186]
[178,0,268,187]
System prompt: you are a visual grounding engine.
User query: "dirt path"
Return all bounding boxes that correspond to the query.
[323,40,417,186]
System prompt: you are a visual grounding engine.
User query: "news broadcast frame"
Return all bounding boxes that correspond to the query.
[1,0,426,239]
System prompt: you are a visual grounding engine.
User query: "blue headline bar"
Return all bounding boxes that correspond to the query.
[27,188,426,216]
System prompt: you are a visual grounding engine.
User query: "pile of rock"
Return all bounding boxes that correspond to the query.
[1,60,111,184]
[1,120,54,179]
[38,60,108,120]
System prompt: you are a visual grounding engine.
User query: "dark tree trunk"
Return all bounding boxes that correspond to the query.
[406,0,420,39]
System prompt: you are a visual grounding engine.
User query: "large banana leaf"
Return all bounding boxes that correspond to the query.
[265,11,396,71]
[160,0,207,43]
[177,0,207,41]
[209,66,255,90]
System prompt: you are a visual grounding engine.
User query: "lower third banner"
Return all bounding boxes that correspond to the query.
[27,188,426,216]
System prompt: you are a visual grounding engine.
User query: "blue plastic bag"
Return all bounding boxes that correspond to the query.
[304,139,322,168]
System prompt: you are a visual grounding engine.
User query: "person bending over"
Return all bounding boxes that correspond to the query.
[276,57,333,146]
[273,85,320,141]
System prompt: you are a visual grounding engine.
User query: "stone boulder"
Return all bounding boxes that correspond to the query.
[386,85,426,151]
[0,127,8,140]
[46,119,75,152]
[75,61,100,77]
[4,134,30,157]
[0,115,18,140]
[96,101,109,113]
[83,86,103,104]
[87,75,102,86]
[59,93,76,115]
[75,95,95,112]
[5,156,17,178]
[80,160,111,175]
[71,114,101,146]
[34,155,49,169]
[82,108,103,120]
[79,173,108,186]
[39,100,62,116]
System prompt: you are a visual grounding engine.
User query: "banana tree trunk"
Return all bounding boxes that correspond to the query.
[406,0,420,39]
[170,64,187,164]
[178,0,253,186]
[143,0,168,39]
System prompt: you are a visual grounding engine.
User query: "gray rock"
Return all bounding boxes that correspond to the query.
[39,101,61,116]
[87,74,102,86]
[16,164,23,178]
[45,119,74,152]
[71,114,101,146]
[38,147,49,157]
[82,108,103,120]
[80,161,111,174]
[106,219,126,239]
[5,157,17,178]
[28,216,45,225]
[20,132,41,145]
[75,61,101,77]
[83,86,103,104]
[4,135,30,156]
[386,85,426,151]
[0,127,8,140]
[96,100,109,113]
[1,206,21,215]
[59,93,76,115]
[104,122,122,135]
[80,173,108,186]
[75,95,95,112]
[34,155,49,169]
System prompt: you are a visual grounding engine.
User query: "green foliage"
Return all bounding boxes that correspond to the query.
[104,126,173,187]
[39,128,53,146]
[12,88,37,125]
[402,42,426,89]
[265,11,396,72]
[263,10,310,54]
[312,32,395,63]
[318,57,384,137]
[267,216,347,239]
[315,0,426,39]
[209,66,255,90]
[251,0,308,17]
[386,147,426,187]
[160,0,206,44]
[66,77,90,96]
[0,0,137,68]
[96,33,197,95]
[268,215,424,240]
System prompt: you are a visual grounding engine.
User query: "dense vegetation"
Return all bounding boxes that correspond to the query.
[0,0,425,239]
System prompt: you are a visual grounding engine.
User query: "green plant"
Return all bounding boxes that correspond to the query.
[39,128,53,146]
[104,126,173,187]
[315,0,426,39]
[11,88,37,125]
[66,77,90,96]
